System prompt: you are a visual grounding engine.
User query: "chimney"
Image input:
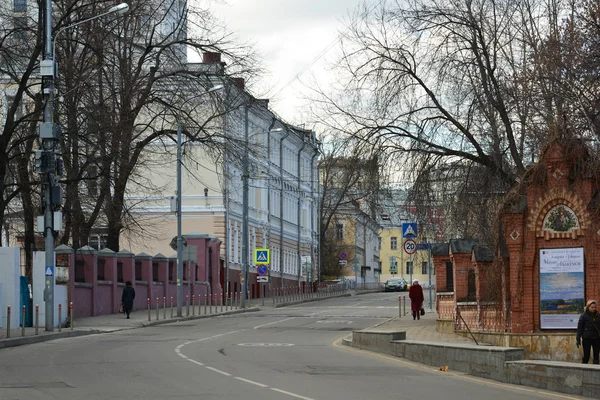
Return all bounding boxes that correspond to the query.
[232,77,245,90]
[202,52,222,64]
[256,99,269,109]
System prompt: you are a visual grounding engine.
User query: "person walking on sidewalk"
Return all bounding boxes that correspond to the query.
[409,279,424,320]
[121,281,136,319]
[576,299,600,364]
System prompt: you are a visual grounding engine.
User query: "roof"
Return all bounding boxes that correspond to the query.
[449,239,479,254]
[431,243,449,257]
[473,245,494,263]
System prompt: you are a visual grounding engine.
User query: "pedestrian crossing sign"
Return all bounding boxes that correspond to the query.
[254,248,270,265]
[402,222,418,238]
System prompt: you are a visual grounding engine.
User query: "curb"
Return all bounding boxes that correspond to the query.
[0,329,105,350]
[273,293,352,308]
[354,289,384,296]
[141,307,260,327]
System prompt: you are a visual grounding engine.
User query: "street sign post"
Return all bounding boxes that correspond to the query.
[257,265,268,276]
[339,251,347,260]
[403,239,417,255]
[257,276,268,283]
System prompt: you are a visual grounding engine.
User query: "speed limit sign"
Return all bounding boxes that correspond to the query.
[403,239,417,255]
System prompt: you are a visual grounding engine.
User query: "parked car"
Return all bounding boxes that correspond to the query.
[384,278,408,292]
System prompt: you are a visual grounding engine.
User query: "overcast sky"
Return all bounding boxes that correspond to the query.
[206,0,366,126]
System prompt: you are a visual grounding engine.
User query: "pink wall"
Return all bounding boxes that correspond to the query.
[73,285,93,318]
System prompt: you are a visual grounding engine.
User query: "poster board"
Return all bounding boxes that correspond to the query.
[539,248,584,329]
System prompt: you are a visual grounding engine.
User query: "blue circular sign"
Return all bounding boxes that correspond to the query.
[257,265,268,276]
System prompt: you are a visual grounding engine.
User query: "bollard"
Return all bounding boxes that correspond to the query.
[69,302,74,330]
[192,295,195,316]
[147,298,151,321]
[398,296,401,318]
[6,306,10,338]
[403,296,406,316]
[21,306,26,337]
[163,297,167,320]
[186,295,190,316]
[58,304,62,332]
[221,292,223,313]
[35,304,39,335]
[170,297,174,318]
[204,294,207,315]
[210,293,213,314]
[156,297,159,321]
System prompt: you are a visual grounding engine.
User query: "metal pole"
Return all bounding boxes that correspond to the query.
[204,294,207,315]
[241,105,250,309]
[163,297,167,319]
[35,305,39,335]
[428,241,433,312]
[176,120,183,317]
[42,0,55,335]
[6,306,10,338]
[156,298,159,321]
[170,297,174,318]
[69,302,73,330]
[147,298,150,321]
[58,304,62,332]
[192,295,195,316]
[186,294,189,316]
[398,296,401,318]
[21,306,25,336]
[221,292,223,313]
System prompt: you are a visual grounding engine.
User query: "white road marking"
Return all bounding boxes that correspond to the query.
[175,329,315,399]
[234,377,269,387]
[271,387,316,400]
[253,317,295,329]
[205,366,232,376]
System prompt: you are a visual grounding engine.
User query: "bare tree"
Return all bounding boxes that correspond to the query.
[312,0,600,242]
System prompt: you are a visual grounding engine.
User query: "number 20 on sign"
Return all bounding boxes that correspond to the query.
[404,239,417,255]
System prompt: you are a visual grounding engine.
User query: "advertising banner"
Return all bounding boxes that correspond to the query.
[539,248,585,329]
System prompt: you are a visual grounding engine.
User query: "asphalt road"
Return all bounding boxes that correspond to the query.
[0,293,588,400]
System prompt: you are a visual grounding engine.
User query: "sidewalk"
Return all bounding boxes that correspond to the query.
[365,311,480,345]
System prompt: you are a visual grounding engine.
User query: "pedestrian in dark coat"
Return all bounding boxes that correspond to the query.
[576,299,600,364]
[409,279,424,320]
[121,281,135,319]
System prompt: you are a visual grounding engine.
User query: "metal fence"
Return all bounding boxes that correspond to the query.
[455,301,510,333]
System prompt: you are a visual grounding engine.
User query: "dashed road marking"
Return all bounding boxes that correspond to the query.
[175,329,316,399]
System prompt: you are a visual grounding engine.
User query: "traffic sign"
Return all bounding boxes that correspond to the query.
[339,251,347,260]
[390,265,397,273]
[339,260,348,265]
[45,266,54,276]
[257,276,268,283]
[404,239,417,254]
[416,243,430,250]
[257,265,268,276]
[402,223,418,238]
[254,248,270,264]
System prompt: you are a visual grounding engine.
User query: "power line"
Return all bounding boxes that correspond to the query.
[268,0,385,99]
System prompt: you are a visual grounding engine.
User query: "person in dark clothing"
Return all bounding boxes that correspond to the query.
[576,299,599,364]
[409,279,424,320]
[121,281,135,319]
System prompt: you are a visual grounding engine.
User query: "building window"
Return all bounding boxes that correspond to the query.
[97,259,105,281]
[335,223,344,240]
[406,261,413,275]
[75,259,85,283]
[390,237,397,250]
[135,261,142,281]
[13,0,27,12]
[117,262,124,283]
[169,261,174,281]
[152,262,159,282]
[422,261,427,275]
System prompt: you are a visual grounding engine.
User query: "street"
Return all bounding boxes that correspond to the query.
[0,293,587,400]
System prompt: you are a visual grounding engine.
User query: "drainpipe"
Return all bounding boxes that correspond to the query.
[317,142,322,283]
[296,136,307,286]
[279,127,290,289]
[266,118,276,292]
[310,140,318,284]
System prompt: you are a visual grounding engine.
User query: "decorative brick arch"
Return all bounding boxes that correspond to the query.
[527,188,588,239]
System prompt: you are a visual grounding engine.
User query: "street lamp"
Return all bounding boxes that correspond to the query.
[175,84,223,317]
[39,2,129,332]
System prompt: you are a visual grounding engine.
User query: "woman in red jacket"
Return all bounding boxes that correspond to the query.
[409,279,424,320]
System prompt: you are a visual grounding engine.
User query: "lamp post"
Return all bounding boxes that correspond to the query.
[39,2,128,332]
[175,85,223,317]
